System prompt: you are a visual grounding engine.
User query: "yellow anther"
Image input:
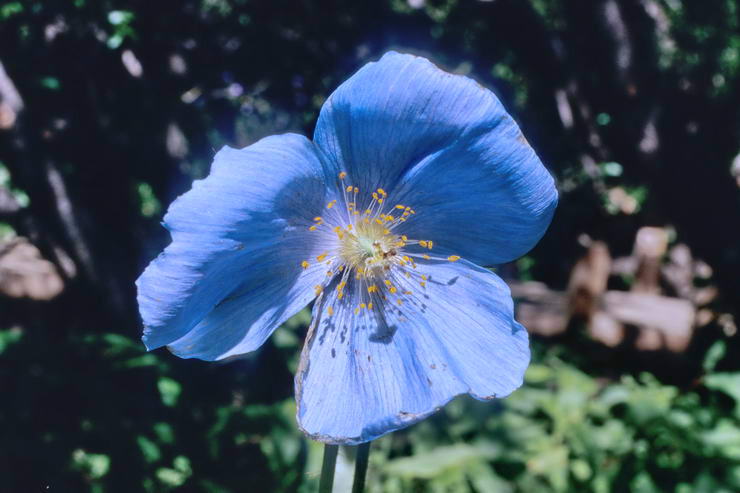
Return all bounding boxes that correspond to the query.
[428,241,434,249]
[378,198,384,204]
[338,292,344,300]
[314,285,323,295]
[383,229,390,235]
[367,285,378,293]
[363,217,370,223]
[395,204,406,210]
[327,306,334,316]
[354,307,360,315]
[327,200,337,209]
[368,302,373,310]
[353,187,359,194]
[419,240,428,248]
[338,281,346,290]
[404,290,413,295]
[396,299,403,306]
[401,235,408,241]
[372,192,379,200]
[384,280,392,287]
[403,255,411,262]
[326,270,333,276]
[377,188,387,196]
[338,171,347,180]
[314,216,323,222]
[309,225,318,231]
[346,185,353,192]
[346,224,353,231]
[420,281,426,287]
[422,254,431,260]
[338,265,345,272]
[317,252,327,262]
[360,303,366,309]
[354,211,360,216]
[448,255,461,262]
[375,218,383,225]
[385,215,394,222]
[390,286,397,294]
[301,260,309,269]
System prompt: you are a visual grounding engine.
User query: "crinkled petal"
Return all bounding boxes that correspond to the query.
[136,134,331,360]
[295,259,529,444]
[314,51,557,265]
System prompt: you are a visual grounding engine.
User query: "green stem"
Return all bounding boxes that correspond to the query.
[351,442,371,493]
[318,444,339,493]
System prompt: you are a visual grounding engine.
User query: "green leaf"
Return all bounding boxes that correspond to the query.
[703,340,727,372]
[137,435,161,463]
[158,377,182,407]
[71,449,111,480]
[705,372,740,412]
[384,443,497,480]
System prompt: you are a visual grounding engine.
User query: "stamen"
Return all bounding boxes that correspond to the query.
[448,255,460,262]
[304,184,443,315]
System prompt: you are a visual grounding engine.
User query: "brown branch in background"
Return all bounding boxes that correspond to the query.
[0,60,23,130]
[512,227,707,353]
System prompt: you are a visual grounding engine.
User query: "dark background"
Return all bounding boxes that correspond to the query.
[1,1,739,491]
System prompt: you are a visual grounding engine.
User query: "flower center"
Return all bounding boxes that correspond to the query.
[339,221,395,271]
[300,172,460,316]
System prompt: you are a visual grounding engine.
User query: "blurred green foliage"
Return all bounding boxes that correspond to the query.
[3,320,738,492]
[2,0,740,491]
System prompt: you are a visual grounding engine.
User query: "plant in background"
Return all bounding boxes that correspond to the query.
[136,51,557,490]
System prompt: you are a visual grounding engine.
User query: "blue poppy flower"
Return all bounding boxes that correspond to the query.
[136,51,558,444]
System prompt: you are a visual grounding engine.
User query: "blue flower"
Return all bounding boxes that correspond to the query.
[136,52,558,444]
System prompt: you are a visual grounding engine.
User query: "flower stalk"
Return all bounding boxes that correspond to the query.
[319,444,339,493]
[351,442,371,493]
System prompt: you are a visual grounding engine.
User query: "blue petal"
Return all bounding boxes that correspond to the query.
[295,259,529,444]
[136,134,331,360]
[315,51,557,265]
